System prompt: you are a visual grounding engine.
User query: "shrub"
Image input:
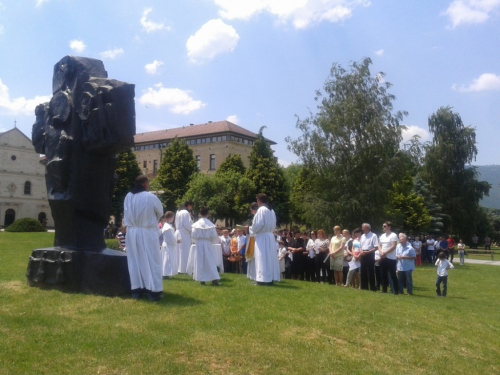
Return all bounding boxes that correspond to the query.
[5,218,47,232]
[105,239,122,251]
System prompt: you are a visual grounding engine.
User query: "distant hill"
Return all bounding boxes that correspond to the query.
[475,165,500,209]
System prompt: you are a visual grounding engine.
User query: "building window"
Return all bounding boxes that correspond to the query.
[222,136,227,141]
[153,160,158,174]
[196,155,201,169]
[210,154,215,170]
[24,181,31,195]
[143,160,147,168]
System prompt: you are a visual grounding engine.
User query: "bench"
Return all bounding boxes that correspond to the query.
[466,249,494,260]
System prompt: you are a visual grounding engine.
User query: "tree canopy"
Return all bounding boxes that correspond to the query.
[155,137,198,211]
[286,57,407,230]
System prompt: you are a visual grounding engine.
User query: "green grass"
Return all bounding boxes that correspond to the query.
[1,232,499,374]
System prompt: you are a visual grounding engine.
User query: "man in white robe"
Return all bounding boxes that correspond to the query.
[175,201,193,273]
[249,193,280,285]
[189,207,220,285]
[161,211,178,278]
[123,175,164,301]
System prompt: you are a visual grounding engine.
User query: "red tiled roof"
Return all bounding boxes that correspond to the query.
[134,120,276,145]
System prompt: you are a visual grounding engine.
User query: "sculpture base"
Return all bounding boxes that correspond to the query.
[26,247,131,296]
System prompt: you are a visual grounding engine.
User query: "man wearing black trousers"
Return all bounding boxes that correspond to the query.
[359,223,379,291]
[378,221,399,295]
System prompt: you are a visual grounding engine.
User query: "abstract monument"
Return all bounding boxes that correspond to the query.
[26,56,136,295]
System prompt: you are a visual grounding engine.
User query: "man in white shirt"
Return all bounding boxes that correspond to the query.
[378,221,399,295]
[359,223,379,291]
[123,175,164,301]
[220,229,232,273]
[426,236,435,263]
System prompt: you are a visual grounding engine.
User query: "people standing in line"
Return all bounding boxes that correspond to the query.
[412,236,422,267]
[278,240,287,279]
[288,231,304,280]
[447,235,455,263]
[248,193,280,285]
[345,228,362,288]
[161,211,178,279]
[189,207,220,286]
[220,229,232,273]
[427,236,435,263]
[457,239,466,265]
[123,175,164,301]
[484,235,491,250]
[378,221,399,295]
[342,229,352,286]
[435,251,454,297]
[471,234,478,249]
[315,229,330,284]
[175,201,194,273]
[396,233,416,295]
[305,231,317,282]
[116,225,127,252]
[359,223,379,291]
[329,226,346,286]
[439,236,449,259]
[421,236,428,264]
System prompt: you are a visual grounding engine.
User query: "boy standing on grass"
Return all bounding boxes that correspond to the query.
[435,251,454,297]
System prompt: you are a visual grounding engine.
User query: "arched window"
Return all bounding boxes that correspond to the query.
[4,209,15,227]
[24,181,31,195]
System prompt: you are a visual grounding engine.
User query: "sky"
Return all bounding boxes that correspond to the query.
[1,0,499,167]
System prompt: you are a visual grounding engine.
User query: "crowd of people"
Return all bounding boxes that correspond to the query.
[120,175,460,301]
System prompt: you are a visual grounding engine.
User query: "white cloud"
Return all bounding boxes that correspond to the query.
[214,0,370,29]
[99,48,124,60]
[145,60,164,75]
[278,159,292,167]
[139,83,206,114]
[444,0,500,28]
[375,49,384,56]
[69,39,86,53]
[187,19,239,63]
[0,78,51,116]
[35,0,50,7]
[0,25,4,36]
[140,8,170,33]
[453,73,500,92]
[401,125,430,145]
[226,115,239,124]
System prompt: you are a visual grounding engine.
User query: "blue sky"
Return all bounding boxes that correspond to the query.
[1,0,499,167]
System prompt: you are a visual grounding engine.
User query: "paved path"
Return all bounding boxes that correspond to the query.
[461,258,500,266]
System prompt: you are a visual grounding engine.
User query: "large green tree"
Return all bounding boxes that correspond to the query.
[215,154,246,175]
[111,149,142,225]
[286,57,407,230]
[246,127,290,224]
[155,137,198,211]
[423,107,491,239]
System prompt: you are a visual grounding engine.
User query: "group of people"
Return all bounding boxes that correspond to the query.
[122,175,458,301]
[122,175,280,301]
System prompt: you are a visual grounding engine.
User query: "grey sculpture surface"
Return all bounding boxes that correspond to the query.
[32,56,135,251]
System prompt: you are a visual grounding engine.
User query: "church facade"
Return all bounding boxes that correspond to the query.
[0,128,53,228]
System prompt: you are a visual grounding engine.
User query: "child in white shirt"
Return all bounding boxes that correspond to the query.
[435,251,454,297]
[457,239,466,265]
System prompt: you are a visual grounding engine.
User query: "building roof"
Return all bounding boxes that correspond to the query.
[134,120,276,145]
[0,127,33,144]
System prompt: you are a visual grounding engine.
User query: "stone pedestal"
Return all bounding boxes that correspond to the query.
[26,247,131,296]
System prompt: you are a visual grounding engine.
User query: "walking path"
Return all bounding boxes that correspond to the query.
[461,258,500,266]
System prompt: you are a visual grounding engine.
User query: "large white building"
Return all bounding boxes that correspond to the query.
[0,127,53,228]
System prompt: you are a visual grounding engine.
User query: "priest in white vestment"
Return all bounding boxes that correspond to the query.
[161,211,178,278]
[175,201,193,273]
[124,175,164,301]
[190,207,221,285]
[250,193,280,285]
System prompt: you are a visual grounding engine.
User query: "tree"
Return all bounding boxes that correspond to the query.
[111,149,142,224]
[423,107,491,239]
[155,137,198,211]
[286,57,407,230]
[247,127,290,224]
[413,175,445,235]
[216,154,246,175]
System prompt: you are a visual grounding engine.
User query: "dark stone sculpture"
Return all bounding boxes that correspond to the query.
[27,56,135,295]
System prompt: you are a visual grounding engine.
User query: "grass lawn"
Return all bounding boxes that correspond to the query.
[1,232,499,374]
